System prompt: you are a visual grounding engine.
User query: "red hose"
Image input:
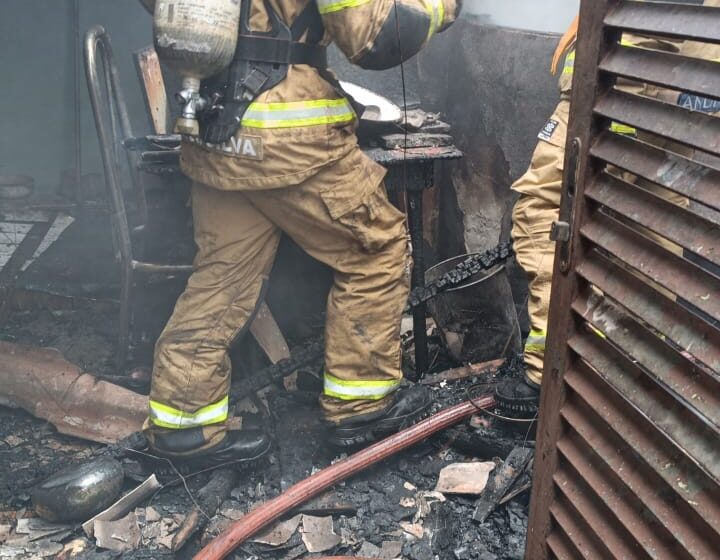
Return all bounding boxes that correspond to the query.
[195,396,495,560]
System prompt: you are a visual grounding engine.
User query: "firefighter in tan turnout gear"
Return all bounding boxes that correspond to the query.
[141,0,462,467]
[496,2,720,416]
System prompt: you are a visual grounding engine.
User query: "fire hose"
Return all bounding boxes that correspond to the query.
[195,394,495,560]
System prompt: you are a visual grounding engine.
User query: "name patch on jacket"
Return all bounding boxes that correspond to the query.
[185,134,264,161]
[538,119,560,142]
[677,93,720,114]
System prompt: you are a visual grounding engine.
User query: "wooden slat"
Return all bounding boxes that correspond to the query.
[568,333,720,481]
[561,395,719,558]
[585,171,720,266]
[576,250,720,373]
[550,498,611,560]
[553,465,649,560]
[573,285,720,428]
[547,531,585,560]
[563,362,720,532]
[589,132,720,213]
[605,2,720,44]
[134,46,168,135]
[595,89,720,157]
[527,2,720,558]
[600,45,720,101]
[580,211,720,319]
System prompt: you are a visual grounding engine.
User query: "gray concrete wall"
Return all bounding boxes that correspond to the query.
[336,20,565,349]
[416,21,565,336]
[418,21,561,245]
[0,0,152,193]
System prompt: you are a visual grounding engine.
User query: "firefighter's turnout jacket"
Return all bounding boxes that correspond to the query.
[145,0,461,454]
[512,2,720,387]
[181,0,460,190]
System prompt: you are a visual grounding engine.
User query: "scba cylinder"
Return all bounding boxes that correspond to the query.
[153,0,241,135]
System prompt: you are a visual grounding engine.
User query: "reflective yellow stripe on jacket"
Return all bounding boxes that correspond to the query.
[324,372,401,401]
[242,98,356,129]
[149,396,229,429]
[422,0,445,39]
[316,0,371,14]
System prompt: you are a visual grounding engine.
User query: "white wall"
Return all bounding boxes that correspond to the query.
[462,0,580,33]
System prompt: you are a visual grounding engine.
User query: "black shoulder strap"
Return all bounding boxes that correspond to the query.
[291,2,325,43]
[198,0,329,144]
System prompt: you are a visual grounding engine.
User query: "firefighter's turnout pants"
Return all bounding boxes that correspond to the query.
[146,149,411,452]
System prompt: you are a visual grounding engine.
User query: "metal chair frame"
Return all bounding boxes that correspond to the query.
[84,25,192,370]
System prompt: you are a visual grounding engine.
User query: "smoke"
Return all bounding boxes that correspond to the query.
[461,0,580,33]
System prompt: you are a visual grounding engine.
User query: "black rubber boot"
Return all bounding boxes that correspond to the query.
[148,429,271,473]
[329,386,433,448]
[495,376,541,418]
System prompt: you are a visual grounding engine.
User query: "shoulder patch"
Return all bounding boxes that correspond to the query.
[538,119,560,142]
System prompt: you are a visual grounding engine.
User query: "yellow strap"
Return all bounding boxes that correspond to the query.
[589,324,607,339]
[610,122,637,136]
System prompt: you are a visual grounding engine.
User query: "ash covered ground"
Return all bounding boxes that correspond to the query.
[0,305,533,559]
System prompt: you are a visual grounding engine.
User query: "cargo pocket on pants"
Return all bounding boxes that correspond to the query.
[320,180,407,254]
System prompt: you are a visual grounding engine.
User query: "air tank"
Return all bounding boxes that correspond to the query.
[153,0,241,136]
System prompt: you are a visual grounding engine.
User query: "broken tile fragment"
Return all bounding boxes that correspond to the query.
[251,514,301,547]
[14,518,72,541]
[0,525,10,543]
[82,474,161,537]
[157,533,175,550]
[4,435,24,447]
[435,462,496,495]
[300,515,340,553]
[380,540,404,559]
[144,506,161,523]
[414,491,446,522]
[141,520,161,544]
[400,521,425,539]
[59,538,89,558]
[358,541,382,556]
[220,507,244,521]
[340,526,359,547]
[94,512,141,552]
[0,539,63,558]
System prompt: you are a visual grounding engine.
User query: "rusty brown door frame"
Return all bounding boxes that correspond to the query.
[526,1,720,558]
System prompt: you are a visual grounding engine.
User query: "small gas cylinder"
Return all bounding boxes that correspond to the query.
[153,0,241,135]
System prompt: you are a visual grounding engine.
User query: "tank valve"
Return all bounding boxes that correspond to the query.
[175,78,207,137]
